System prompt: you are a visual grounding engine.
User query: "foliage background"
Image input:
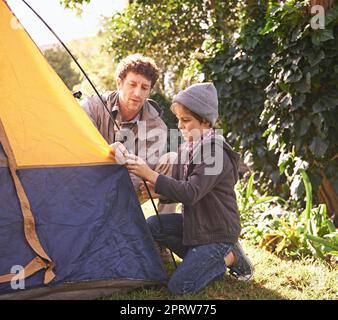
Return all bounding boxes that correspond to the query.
[58,0,338,226]
[43,46,81,90]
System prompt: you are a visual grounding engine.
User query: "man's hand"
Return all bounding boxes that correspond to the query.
[109,142,129,164]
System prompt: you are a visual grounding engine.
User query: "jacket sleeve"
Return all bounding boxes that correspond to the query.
[155,148,230,206]
[154,170,218,206]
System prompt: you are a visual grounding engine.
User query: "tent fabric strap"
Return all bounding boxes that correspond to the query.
[0,120,55,284]
[0,256,53,284]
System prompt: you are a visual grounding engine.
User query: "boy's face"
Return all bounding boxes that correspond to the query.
[173,103,211,142]
[117,72,152,116]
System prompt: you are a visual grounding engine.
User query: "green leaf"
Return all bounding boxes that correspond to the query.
[306,234,338,251]
[267,133,279,150]
[306,238,325,259]
[311,114,324,132]
[294,78,311,93]
[311,29,335,46]
[243,173,255,211]
[312,97,338,113]
[325,5,338,25]
[262,128,271,138]
[253,196,283,206]
[327,220,337,233]
[292,56,302,66]
[275,237,287,254]
[260,20,278,35]
[307,50,325,67]
[284,69,303,83]
[299,118,311,136]
[291,94,306,109]
[309,137,329,157]
[300,169,312,223]
[280,93,292,108]
[210,63,225,73]
[278,152,292,174]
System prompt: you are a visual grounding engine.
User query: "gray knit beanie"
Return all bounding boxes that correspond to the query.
[173,83,218,126]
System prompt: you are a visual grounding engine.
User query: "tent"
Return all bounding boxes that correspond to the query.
[0,0,167,299]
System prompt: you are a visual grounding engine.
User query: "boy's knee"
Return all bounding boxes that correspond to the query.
[168,275,196,295]
[168,275,183,295]
[146,215,161,235]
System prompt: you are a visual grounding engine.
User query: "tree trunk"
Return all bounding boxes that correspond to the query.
[318,171,338,227]
[309,0,335,10]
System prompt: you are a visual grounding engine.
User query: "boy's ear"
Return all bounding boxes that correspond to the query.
[202,119,212,127]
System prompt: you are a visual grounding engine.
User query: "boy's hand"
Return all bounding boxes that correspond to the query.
[125,154,159,184]
[140,181,160,199]
[109,142,129,164]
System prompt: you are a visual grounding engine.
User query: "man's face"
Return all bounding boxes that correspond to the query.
[117,72,152,115]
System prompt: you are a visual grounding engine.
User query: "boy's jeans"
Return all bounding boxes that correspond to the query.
[147,214,234,295]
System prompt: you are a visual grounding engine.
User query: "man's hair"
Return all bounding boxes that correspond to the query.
[116,54,160,88]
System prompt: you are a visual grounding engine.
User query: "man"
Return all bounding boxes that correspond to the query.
[81,54,173,208]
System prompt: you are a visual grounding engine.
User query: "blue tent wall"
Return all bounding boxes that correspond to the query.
[0,143,167,296]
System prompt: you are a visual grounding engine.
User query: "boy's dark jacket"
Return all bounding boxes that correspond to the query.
[155,134,241,246]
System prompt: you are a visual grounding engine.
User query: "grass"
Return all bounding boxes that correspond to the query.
[102,200,338,300]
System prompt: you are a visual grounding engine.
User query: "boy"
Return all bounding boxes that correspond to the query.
[120,83,253,294]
